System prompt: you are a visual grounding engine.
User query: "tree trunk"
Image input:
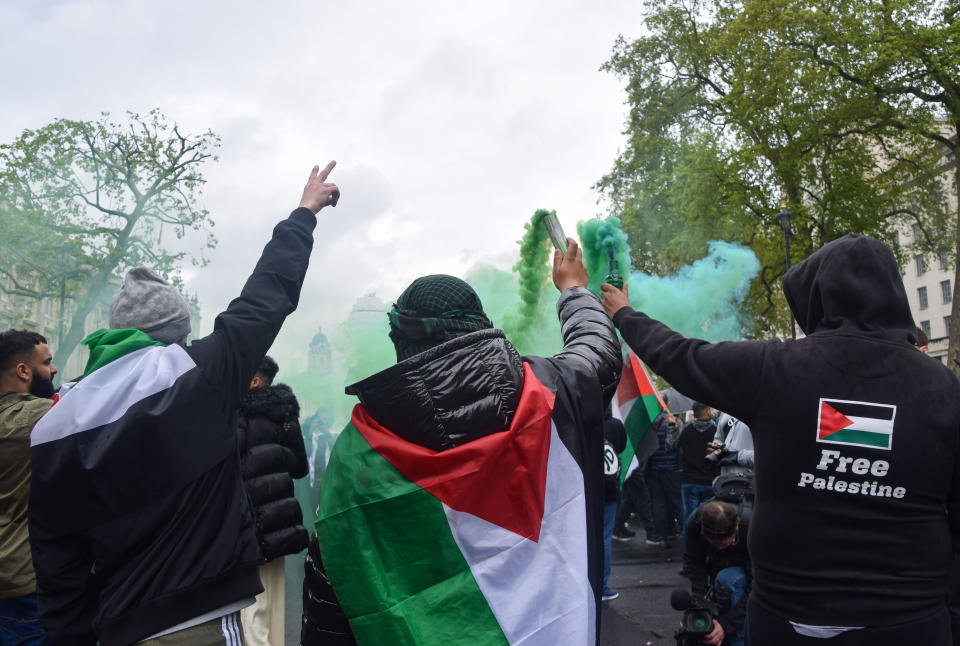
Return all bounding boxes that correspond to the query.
[51,214,140,378]
[52,273,112,379]
[949,132,960,376]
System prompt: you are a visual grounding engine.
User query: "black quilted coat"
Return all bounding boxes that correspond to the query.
[238,383,310,562]
[300,286,621,646]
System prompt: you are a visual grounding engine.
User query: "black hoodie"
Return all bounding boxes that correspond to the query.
[612,234,960,627]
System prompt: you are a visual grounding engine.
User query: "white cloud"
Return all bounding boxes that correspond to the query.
[0,0,646,371]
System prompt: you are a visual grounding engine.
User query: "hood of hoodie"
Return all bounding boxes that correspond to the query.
[782,234,915,344]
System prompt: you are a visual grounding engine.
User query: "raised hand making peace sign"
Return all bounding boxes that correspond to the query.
[298,160,340,213]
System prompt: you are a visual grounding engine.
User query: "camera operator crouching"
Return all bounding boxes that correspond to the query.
[684,500,750,646]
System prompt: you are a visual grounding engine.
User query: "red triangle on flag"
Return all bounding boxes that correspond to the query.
[616,356,641,403]
[819,401,854,439]
[616,348,664,405]
[631,353,660,399]
[352,363,555,542]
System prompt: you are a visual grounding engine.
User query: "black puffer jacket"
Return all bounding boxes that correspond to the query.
[301,286,621,646]
[238,383,309,562]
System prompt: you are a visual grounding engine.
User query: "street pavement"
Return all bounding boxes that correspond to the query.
[600,531,688,646]
[284,526,687,646]
[285,556,305,645]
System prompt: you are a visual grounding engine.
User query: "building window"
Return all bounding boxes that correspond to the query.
[945,315,952,336]
[941,252,950,271]
[919,286,928,310]
[921,320,931,339]
[913,224,923,241]
[942,280,952,304]
[916,255,927,276]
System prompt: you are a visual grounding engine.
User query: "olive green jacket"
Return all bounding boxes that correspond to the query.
[0,391,52,598]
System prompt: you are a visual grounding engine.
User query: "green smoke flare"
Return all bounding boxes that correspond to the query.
[577,215,631,295]
[494,210,562,355]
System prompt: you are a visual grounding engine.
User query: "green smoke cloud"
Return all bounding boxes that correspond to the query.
[289,212,759,438]
[577,215,759,342]
[626,240,760,341]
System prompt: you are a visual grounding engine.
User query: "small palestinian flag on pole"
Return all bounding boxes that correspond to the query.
[817,398,897,451]
[316,364,595,646]
[611,349,665,484]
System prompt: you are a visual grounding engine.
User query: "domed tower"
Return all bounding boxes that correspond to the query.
[308,326,332,374]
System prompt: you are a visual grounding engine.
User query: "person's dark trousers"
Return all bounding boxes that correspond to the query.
[602,500,618,595]
[715,567,746,646]
[0,593,49,646]
[614,467,654,535]
[646,468,682,542]
[746,598,951,646]
[680,482,713,568]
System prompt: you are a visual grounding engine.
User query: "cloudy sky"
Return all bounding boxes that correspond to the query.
[0,0,647,372]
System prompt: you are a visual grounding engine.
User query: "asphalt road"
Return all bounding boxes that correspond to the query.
[285,556,304,645]
[600,534,688,646]
[282,528,686,646]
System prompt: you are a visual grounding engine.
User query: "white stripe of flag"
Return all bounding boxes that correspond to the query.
[845,415,893,435]
[31,344,195,447]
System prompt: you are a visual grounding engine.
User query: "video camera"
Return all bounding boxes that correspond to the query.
[703,443,733,465]
[670,586,730,646]
[704,442,731,466]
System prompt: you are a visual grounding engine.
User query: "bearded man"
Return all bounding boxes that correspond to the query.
[0,330,58,645]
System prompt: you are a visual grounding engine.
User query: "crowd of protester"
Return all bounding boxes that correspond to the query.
[2,162,960,646]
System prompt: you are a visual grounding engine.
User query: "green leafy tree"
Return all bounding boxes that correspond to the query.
[599,0,950,337]
[0,109,219,368]
[758,0,960,367]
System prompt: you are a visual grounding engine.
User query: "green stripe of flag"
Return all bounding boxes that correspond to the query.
[317,422,509,646]
[821,428,891,449]
[81,328,164,378]
[618,393,662,486]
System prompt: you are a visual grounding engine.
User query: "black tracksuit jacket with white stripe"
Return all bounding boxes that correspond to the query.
[28,207,317,646]
[612,234,960,628]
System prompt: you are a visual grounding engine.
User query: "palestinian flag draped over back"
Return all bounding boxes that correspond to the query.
[29,330,234,534]
[317,364,595,646]
[611,349,664,484]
